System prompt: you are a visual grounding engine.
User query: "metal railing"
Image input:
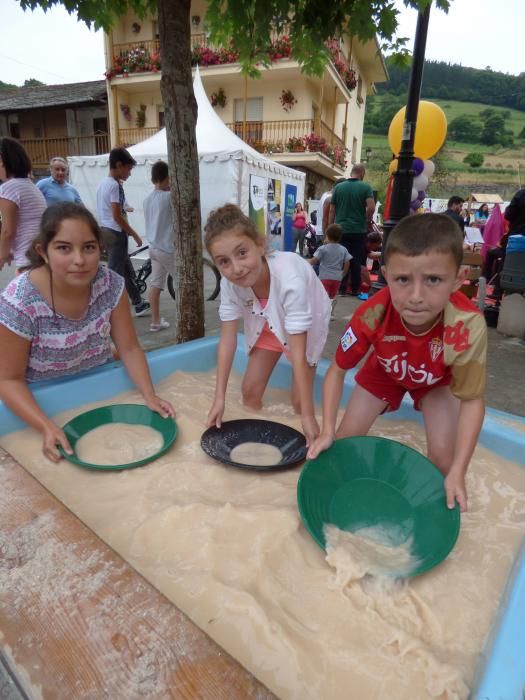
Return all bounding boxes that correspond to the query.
[112,39,160,56]
[118,127,160,147]
[20,134,109,168]
[226,118,345,153]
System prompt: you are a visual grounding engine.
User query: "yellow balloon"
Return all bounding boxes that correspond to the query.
[388,158,399,175]
[387,101,447,159]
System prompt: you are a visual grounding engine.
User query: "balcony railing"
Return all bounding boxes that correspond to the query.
[118,127,160,147]
[226,118,346,154]
[20,134,109,169]
[107,35,356,92]
[113,39,160,57]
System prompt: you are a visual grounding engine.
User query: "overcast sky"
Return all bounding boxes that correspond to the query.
[0,0,523,87]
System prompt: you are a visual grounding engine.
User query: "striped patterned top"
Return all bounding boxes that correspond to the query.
[0,266,124,382]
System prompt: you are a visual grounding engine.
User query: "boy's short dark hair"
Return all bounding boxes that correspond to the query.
[384,213,464,269]
[109,147,136,169]
[151,160,169,183]
[447,195,464,208]
[325,223,343,242]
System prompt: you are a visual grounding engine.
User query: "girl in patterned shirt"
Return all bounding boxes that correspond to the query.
[0,202,175,462]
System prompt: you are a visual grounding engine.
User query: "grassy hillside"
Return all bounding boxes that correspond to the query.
[363,96,525,202]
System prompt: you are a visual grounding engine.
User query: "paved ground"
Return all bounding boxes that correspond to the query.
[1,263,524,417]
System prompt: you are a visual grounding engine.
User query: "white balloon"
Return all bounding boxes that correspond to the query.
[423,160,435,177]
[413,174,429,191]
[411,187,419,202]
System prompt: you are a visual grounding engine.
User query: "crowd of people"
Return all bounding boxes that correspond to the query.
[0,136,498,511]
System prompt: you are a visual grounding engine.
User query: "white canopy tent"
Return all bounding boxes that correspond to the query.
[68,69,305,248]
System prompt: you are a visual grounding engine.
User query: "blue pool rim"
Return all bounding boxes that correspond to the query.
[0,333,523,700]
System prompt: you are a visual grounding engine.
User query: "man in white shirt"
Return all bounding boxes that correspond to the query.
[96,147,149,316]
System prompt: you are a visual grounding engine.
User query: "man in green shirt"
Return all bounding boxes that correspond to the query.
[329,164,375,296]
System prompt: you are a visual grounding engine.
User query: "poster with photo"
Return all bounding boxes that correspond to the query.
[249,174,267,235]
[283,184,297,251]
[267,178,283,250]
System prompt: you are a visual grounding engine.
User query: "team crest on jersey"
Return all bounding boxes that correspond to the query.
[341,325,358,352]
[429,337,443,362]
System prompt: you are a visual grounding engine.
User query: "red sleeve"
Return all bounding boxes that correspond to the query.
[334,289,388,370]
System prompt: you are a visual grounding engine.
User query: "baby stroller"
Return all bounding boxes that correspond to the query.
[304,217,321,258]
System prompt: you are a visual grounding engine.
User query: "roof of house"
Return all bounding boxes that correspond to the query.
[0,80,107,112]
[470,193,504,204]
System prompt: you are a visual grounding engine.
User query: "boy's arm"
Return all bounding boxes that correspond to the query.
[306,361,347,459]
[445,396,485,511]
[110,202,142,246]
[342,259,350,277]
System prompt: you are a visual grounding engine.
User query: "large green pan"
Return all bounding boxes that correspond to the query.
[297,436,460,577]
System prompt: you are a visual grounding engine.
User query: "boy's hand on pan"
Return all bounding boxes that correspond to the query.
[444,470,468,513]
[207,397,225,429]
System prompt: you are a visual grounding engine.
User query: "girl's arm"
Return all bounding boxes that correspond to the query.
[0,198,17,268]
[444,396,485,512]
[207,320,238,427]
[287,331,319,445]
[0,324,73,461]
[110,294,175,417]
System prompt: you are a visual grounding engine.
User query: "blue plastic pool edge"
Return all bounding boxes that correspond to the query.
[0,333,523,700]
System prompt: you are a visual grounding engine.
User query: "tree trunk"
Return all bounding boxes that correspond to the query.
[157,0,204,342]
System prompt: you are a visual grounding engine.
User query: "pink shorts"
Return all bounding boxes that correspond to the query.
[254,323,291,361]
[321,279,339,299]
[355,361,451,412]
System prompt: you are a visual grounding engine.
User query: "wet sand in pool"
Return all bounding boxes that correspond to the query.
[1,370,524,700]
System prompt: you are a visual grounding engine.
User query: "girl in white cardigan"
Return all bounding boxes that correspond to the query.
[205,204,331,445]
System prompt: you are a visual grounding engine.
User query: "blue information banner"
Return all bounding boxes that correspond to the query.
[283,184,297,252]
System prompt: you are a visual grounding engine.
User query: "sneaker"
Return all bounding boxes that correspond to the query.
[150,318,170,332]
[134,300,151,317]
[357,292,369,301]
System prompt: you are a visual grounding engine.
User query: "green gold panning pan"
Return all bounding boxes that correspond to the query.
[297,436,460,577]
[58,403,177,471]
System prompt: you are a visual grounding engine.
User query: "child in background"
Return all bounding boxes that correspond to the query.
[205,204,331,445]
[0,203,175,462]
[143,160,174,332]
[308,223,351,316]
[307,213,487,512]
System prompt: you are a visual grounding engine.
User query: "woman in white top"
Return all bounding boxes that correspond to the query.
[205,204,331,445]
[0,137,47,271]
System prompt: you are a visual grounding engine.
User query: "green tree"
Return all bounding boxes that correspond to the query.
[481,113,512,146]
[23,78,45,86]
[18,0,451,341]
[448,114,480,143]
[463,152,484,168]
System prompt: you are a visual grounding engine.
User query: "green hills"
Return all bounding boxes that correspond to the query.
[363,60,525,202]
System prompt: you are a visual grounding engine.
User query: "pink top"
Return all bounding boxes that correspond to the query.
[0,178,47,267]
[293,211,307,229]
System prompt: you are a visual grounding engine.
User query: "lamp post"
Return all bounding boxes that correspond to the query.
[372,4,431,292]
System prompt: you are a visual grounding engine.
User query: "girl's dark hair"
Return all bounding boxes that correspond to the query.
[25,202,102,268]
[0,137,32,178]
[204,203,264,253]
